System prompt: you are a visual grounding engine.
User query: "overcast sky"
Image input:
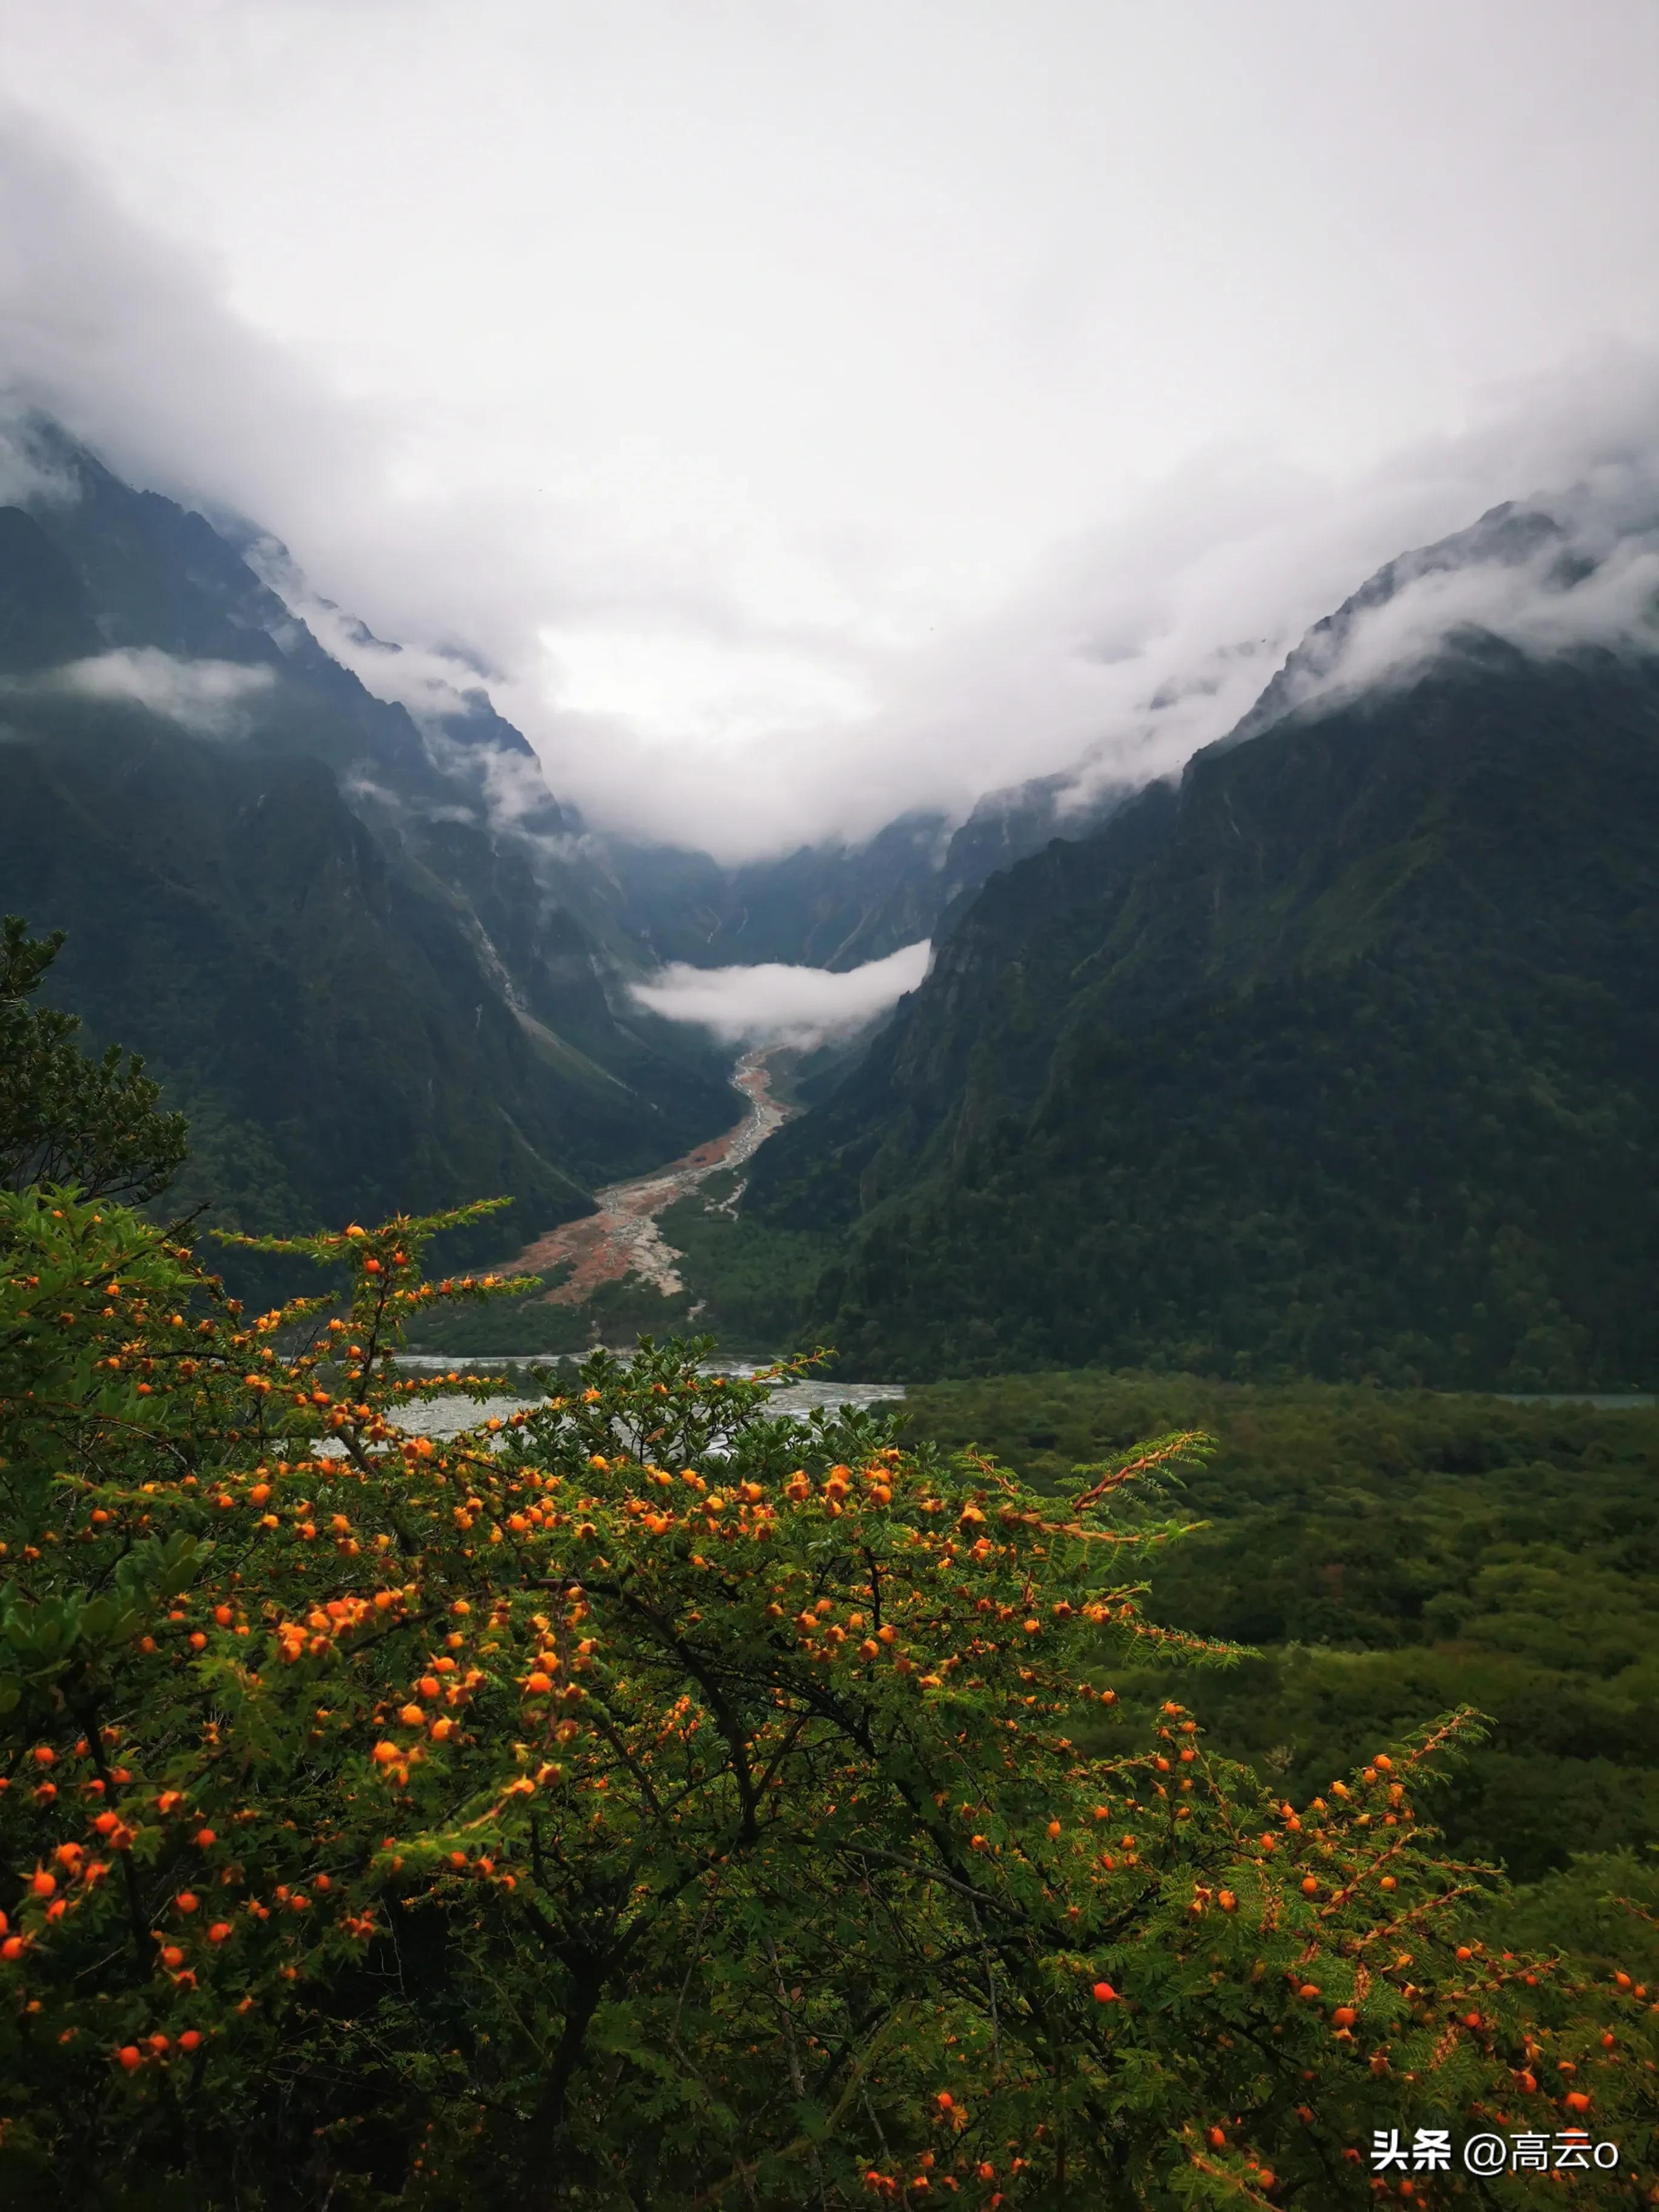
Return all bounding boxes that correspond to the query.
[2,0,1656,858]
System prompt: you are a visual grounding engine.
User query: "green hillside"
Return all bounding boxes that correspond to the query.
[751,646,1659,1387]
[0,704,729,1257]
[0,429,737,1270]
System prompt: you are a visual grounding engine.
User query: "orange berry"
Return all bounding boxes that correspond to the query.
[30,1869,55,1898]
[179,2029,202,2052]
[936,2091,953,2110]
[1379,1875,1397,1891]
[1332,2006,1356,2028]
[1300,1877,1318,1896]
[116,2045,142,2071]
[160,1945,184,1969]
[1564,2090,1592,2114]
[32,1746,54,1767]
[176,1892,199,1913]
[525,1672,553,1695]
[147,2034,169,2054]
[207,1922,233,1944]
[195,1829,216,1849]
[1092,1980,1118,2003]
[1207,2126,1225,2150]
[1047,1820,1062,1839]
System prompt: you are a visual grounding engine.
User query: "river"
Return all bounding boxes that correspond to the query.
[504,1045,793,1305]
[375,1051,904,1433]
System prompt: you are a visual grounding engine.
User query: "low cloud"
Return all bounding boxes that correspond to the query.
[630,941,931,1048]
[484,363,1659,857]
[0,417,78,507]
[1,92,1657,862]
[243,535,504,719]
[1244,469,1659,734]
[49,649,275,734]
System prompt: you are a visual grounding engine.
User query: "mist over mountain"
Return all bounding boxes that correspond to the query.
[4,59,1657,865]
[0,418,738,1255]
[748,492,1659,1390]
[5,403,1658,1366]
[0,414,1130,1258]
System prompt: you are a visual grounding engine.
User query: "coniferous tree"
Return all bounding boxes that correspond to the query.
[0,916,187,1207]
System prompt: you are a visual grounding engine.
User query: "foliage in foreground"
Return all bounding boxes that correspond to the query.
[1,1190,1656,2208]
[0,916,186,1205]
[901,1368,1659,1882]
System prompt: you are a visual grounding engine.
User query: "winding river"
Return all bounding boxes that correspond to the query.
[505,1046,793,1306]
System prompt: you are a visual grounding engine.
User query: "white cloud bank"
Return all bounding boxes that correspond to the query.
[1248,473,1659,735]
[630,942,932,1049]
[48,649,276,734]
[0,5,1657,857]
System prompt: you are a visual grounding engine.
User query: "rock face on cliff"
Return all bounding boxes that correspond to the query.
[0,418,736,1255]
[749,520,1659,1389]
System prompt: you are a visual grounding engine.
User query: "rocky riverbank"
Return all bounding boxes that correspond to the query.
[505,1047,793,1306]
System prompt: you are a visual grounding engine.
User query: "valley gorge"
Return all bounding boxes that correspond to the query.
[3,413,1657,1396]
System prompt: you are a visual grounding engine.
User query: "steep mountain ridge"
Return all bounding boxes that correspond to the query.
[749,514,1659,1387]
[0,418,736,1250]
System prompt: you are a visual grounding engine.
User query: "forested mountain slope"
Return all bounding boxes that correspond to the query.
[749,638,1659,1388]
[0,421,734,1253]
